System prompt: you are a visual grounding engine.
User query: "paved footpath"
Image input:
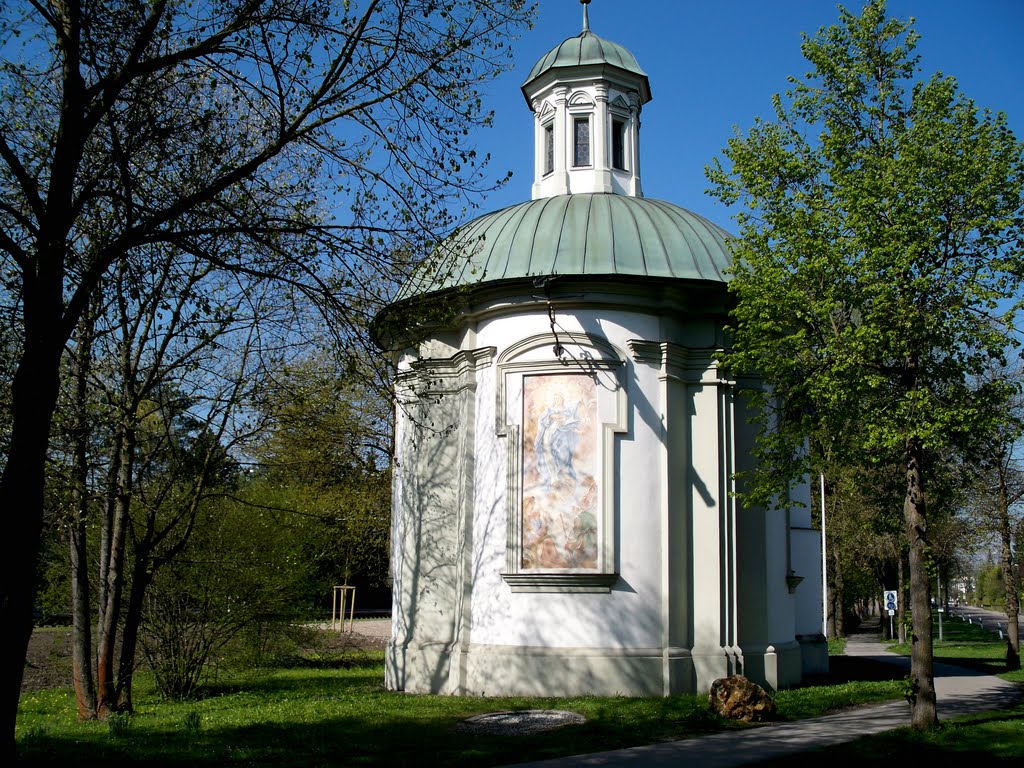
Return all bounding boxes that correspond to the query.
[498,619,1023,768]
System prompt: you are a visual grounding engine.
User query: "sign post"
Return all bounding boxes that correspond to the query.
[884,590,898,639]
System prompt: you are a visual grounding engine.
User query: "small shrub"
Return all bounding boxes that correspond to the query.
[182,710,202,736]
[18,726,48,750]
[900,674,918,705]
[107,712,132,740]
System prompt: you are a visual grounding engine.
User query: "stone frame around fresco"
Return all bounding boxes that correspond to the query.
[496,333,627,593]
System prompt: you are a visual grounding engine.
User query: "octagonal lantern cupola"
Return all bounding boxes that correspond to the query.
[523,1,652,200]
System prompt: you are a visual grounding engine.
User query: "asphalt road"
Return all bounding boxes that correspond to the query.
[944,603,1013,639]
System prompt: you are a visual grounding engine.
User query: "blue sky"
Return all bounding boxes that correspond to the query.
[473,0,1024,233]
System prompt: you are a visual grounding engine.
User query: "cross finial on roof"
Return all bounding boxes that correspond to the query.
[581,0,591,33]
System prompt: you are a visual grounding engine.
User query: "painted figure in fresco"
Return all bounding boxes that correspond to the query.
[534,393,581,489]
[564,476,598,567]
[522,497,571,569]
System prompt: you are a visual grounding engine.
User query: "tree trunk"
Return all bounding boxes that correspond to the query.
[96,428,136,717]
[904,436,937,729]
[0,262,69,757]
[897,556,907,644]
[0,7,99,745]
[114,546,154,712]
[829,546,844,638]
[70,509,98,719]
[997,465,1021,670]
[70,309,98,719]
[96,432,118,659]
[0,377,57,755]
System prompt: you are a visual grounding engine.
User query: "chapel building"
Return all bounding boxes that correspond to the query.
[372,4,827,697]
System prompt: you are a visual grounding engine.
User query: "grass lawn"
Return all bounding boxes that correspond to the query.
[14,613,1023,766]
[758,612,1024,765]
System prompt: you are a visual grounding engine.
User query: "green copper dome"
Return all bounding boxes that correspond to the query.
[394,193,734,303]
[523,29,652,104]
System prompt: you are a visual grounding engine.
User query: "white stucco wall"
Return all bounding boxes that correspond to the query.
[467,307,665,650]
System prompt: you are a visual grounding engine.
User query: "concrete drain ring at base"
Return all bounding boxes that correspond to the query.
[453,709,586,735]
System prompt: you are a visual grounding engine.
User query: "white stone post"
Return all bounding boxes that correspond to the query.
[552,86,570,195]
[594,82,612,193]
[628,94,643,196]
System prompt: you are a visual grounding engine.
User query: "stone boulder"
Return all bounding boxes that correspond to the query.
[708,675,778,722]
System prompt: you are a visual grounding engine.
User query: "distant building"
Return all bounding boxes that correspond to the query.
[372,4,827,697]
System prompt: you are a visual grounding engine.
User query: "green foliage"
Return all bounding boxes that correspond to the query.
[181,710,201,738]
[140,489,324,696]
[249,352,392,593]
[706,0,1024,507]
[32,534,72,625]
[130,343,394,699]
[105,712,131,740]
[706,3,1022,724]
[817,456,907,628]
[0,0,537,744]
[976,563,1006,607]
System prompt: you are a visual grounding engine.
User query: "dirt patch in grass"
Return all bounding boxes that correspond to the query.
[21,627,75,693]
[21,624,389,693]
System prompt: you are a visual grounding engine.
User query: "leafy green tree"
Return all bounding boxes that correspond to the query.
[976,562,1004,608]
[961,363,1023,667]
[707,0,1023,729]
[251,351,392,601]
[39,241,285,718]
[0,0,534,752]
[817,456,906,637]
[128,348,393,701]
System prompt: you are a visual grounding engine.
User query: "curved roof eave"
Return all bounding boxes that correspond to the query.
[370,270,735,351]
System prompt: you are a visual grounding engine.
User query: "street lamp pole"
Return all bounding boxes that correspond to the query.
[820,472,827,638]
